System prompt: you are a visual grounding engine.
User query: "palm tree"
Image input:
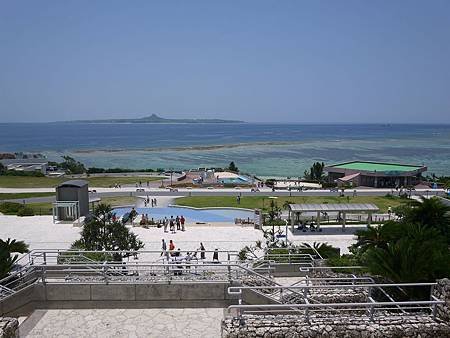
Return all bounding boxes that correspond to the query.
[350,221,402,254]
[363,224,450,284]
[282,200,293,210]
[404,197,450,242]
[0,238,29,279]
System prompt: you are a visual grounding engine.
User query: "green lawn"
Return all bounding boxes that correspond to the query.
[98,196,137,207]
[26,196,137,215]
[0,192,55,200]
[0,175,163,188]
[0,196,137,216]
[175,195,406,213]
[26,202,54,215]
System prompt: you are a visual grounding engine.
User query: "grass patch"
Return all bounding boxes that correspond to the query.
[99,196,137,207]
[175,195,406,213]
[0,175,163,188]
[0,201,53,216]
[0,192,55,200]
[0,197,137,216]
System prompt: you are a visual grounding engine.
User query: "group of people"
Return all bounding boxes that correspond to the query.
[161,215,186,233]
[135,181,152,188]
[160,240,220,264]
[143,196,157,207]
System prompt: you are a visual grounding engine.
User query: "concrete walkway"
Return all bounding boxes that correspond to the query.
[22,308,224,338]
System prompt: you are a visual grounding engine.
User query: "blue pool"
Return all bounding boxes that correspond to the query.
[219,176,251,184]
[113,206,254,222]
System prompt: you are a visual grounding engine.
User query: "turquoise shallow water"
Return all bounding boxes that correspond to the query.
[113,207,254,222]
[0,123,449,176]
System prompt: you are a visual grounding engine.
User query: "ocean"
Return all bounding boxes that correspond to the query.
[0,123,449,177]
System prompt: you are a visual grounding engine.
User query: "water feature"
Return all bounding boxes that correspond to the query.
[113,206,254,223]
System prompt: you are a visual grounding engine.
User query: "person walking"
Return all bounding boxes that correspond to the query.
[164,217,168,232]
[185,251,192,272]
[170,216,175,233]
[154,198,157,207]
[199,242,206,260]
[213,249,219,263]
[176,216,180,230]
[161,239,167,256]
[180,215,185,231]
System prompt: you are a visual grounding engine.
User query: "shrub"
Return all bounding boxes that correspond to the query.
[1,170,44,177]
[0,202,24,214]
[17,206,35,217]
[0,202,35,216]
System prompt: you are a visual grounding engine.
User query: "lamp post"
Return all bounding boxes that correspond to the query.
[268,196,278,242]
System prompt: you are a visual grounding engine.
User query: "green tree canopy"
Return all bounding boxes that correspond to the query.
[60,156,86,174]
[350,197,450,284]
[401,197,450,242]
[363,223,450,283]
[0,238,29,279]
[304,162,325,182]
[72,203,144,261]
[228,161,239,172]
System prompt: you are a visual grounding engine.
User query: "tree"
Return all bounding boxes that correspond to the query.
[349,197,450,286]
[304,162,325,182]
[266,200,281,243]
[401,197,450,243]
[363,223,450,284]
[228,161,239,172]
[0,238,29,279]
[350,221,402,254]
[72,204,144,261]
[0,163,5,174]
[282,200,294,210]
[60,156,86,174]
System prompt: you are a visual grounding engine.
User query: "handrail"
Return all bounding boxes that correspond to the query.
[229,282,437,290]
[228,300,444,311]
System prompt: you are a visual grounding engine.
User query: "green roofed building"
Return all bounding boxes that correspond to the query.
[324,161,427,188]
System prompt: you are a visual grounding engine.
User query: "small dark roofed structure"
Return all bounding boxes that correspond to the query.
[57,180,88,188]
[53,180,89,223]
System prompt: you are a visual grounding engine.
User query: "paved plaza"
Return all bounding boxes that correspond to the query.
[0,214,358,254]
[22,308,224,338]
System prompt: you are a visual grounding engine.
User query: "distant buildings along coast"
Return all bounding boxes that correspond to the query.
[325,161,427,188]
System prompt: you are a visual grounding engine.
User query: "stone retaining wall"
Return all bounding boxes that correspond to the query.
[222,314,450,338]
[0,318,18,338]
[222,278,450,337]
[281,288,368,304]
[433,278,450,322]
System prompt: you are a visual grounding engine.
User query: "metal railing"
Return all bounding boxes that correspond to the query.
[18,249,240,266]
[227,282,443,322]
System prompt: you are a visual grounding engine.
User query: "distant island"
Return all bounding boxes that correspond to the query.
[69,114,244,124]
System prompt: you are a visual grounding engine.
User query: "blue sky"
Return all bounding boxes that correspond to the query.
[0,1,449,123]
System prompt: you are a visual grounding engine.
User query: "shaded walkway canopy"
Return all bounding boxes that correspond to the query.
[288,203,379,213]
[288,203,379,231]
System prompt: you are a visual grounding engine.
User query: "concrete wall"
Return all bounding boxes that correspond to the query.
[271,263,309,277]
[1,282,239,317]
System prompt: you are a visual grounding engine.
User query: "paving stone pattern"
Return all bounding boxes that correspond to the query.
[24,308,224,338]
